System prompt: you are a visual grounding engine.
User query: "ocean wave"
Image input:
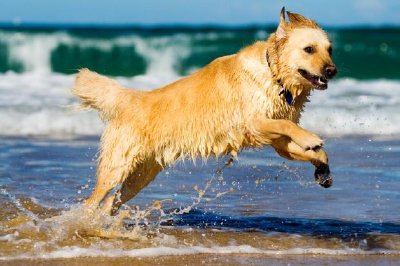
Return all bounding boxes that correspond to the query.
[0,30,192,77]
[0,29,252,77]
[1,28,399,79]
[0,71,399,138]
[301,78,400,137]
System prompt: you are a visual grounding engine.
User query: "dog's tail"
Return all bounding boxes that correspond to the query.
[72,68,130,121]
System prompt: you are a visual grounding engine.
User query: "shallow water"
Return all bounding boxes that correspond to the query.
[0,136,399,262]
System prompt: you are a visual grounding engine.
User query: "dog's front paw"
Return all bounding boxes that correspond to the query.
[294,132,324,151]
[314,164,332,188]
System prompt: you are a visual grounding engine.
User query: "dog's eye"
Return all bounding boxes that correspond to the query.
[328,46,332,56]
[303,46,314,54]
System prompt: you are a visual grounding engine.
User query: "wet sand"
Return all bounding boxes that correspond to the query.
[2,254,400,266]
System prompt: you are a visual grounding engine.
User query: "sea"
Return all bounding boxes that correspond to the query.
[0,25,399,265]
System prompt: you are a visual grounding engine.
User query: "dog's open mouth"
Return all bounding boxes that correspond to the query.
[298,69,328,90]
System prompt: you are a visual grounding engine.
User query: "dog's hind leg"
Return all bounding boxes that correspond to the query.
[84,128,139,210]
[84,164,128,209]
[101,158,162,215]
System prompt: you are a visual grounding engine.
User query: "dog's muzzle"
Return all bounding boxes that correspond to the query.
[298,64,337,90]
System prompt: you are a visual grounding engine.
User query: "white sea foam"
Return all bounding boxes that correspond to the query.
[0,244,398,261]
[301,78,400,138]
[0,71,399,138]
[0,31,66,73]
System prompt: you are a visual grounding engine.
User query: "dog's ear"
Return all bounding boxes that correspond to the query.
[276,7,287,41]
[286,11,318,28]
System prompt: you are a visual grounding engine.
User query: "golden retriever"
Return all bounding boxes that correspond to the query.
[72,7,337,215]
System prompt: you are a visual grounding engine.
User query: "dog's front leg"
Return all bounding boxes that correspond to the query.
[271,137,332,188]
[252,118,323,151]
[251,118,331,187]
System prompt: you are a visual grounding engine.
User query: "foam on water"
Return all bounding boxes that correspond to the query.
[301,78,400,137]
[0,174,242,260]
[1,243,399,261]
[0,70,399,138]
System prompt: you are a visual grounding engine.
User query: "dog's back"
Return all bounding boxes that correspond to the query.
[72,55,260,165]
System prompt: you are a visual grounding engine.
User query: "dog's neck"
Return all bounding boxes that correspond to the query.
[265,36,309,100]
[265,51,294,106]
[237,40,310,123]
[264,39,311,123]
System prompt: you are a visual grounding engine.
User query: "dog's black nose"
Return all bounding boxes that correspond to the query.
[324,65,337,79]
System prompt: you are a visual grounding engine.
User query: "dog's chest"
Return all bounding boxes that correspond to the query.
[242,83,302,123]
[264,86,303,123]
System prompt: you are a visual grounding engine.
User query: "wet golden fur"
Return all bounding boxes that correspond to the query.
[72,8,336,214]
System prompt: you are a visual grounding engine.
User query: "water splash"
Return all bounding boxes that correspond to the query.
[0,159,235,259]
[0,188,43,227]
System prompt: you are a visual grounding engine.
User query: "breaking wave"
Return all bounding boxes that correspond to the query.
[0,71,399,138]
[0,27,399,79]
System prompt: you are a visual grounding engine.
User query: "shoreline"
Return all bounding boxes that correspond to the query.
[2,254,400,266]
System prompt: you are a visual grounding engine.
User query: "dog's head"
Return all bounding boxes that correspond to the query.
[268,8,337,93]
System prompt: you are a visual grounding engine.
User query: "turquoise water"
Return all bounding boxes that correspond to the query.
[0,25,399,79]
